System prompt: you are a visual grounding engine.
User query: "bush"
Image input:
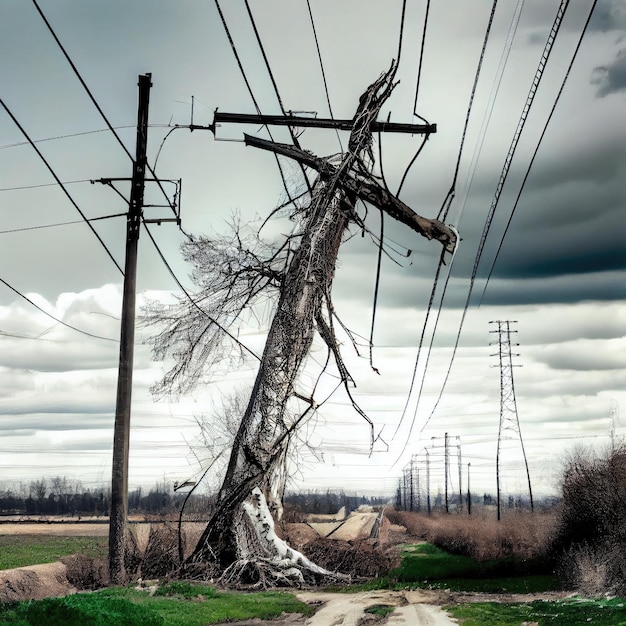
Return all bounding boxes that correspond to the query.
[302,538,396,578]
[61,555,109,590]
[552,445,626,595]
[386,509,555,561]
[140,523,179,578]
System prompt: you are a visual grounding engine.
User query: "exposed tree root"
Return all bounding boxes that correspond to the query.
[200,488,349,589]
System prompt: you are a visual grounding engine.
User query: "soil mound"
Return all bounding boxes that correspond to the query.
[0,562,77,602]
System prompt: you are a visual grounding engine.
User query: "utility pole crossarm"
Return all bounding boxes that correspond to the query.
[215,111,436,135]
[243,134,456,253]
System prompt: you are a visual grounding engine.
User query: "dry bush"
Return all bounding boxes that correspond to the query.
[386,509,556,561]
[558,542,625,596]
[281,502,307,523]
[552,445,626,594]
[60,555,109,590]
[140,523,179,578]
[302,538,397,578]
[179,521,206,560]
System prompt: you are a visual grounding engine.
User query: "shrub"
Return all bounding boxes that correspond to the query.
[140,523,179,578]
[552,445,626,595]
[61,555,109,590]
[386,509,555,561]
[302,538,397,577]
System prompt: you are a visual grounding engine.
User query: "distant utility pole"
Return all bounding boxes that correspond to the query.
[444,432,449,514]
[425,449,431,516]
[457,438,463,510]
[490,320,534,521]
[467,462,472,515]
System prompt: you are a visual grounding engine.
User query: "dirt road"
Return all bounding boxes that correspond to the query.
[297,590,458,626]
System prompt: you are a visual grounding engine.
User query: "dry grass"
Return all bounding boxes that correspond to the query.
[386,509,556,561]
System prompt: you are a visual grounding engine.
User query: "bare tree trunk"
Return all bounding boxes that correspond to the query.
[166,64,456,585]
[186,68,399,581]
[189,181,351,570]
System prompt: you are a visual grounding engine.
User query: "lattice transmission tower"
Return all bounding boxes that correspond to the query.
[489,320,534,519]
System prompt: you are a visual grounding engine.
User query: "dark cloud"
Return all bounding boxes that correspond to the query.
[537,345,626,372]
[592,47,626,96]
[478,271,626,306]
[588,0,626,32]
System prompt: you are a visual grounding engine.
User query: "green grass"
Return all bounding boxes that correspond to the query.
[364,604,396,617]
[344,543,560,594]
[391,543,559,593]
[0,535,107,570]
[447,597,626,626]
[0,584,314,626]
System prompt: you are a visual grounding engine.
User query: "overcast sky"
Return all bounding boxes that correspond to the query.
[1,0,625,500]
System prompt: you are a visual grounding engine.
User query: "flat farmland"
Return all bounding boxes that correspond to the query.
[0,522,109,536]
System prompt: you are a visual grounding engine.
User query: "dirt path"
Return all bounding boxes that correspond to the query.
[296,590,458,626]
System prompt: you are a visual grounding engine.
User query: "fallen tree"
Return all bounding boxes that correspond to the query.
[144,62,456,586]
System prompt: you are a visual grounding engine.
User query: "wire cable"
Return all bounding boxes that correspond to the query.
[438,0,499,222]
[213,0,294,204]
[455,0,526,229]
[141,221,261,362]
[390,0,500,457]
[0,276,117,342]
[0,213,126,235]
[31,0,177,218]
[412,0,431,118]
[0,126,133,151]
[478,0,599,304]
[395,2,525,446]
[423,0,572,431]
[30,0,133,162]
[0,98,124,275]
[244,0,312,191]
[305,0,343,152]
[0,179,92,192]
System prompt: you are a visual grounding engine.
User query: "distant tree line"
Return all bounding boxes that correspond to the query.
[0,477,109,517]
[0,476,210,518]
[283,490,387,516]
[1,478,391,519]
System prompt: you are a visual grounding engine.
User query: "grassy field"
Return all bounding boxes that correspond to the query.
[447,597,626,626]
[353,542,560,593]
[0,535,107,570]
[0,581,313,626]
[3,535,626,625]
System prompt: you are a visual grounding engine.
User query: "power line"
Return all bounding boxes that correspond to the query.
[478,0,599,303]
[244,0,312,189]
[0,179,92,192]
[305,0,343,151]
[0,275,117,342]
[0,98,124,275]
[30,0,133,162]
[412,0,431,119]
[213,0,294,203]
[31,0,177,219]
[421,0,572,431]
[391,0,500,453]
[455,0,526,228]
[0,213,125,235]
[438,0,499,222]
[141,221,261,362]
[0,124,172,151]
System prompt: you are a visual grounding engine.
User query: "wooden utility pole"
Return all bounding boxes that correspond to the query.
[425,448,431,516]
[109,73,151,583]
[444,432,449,514]
[467,462,472,515]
